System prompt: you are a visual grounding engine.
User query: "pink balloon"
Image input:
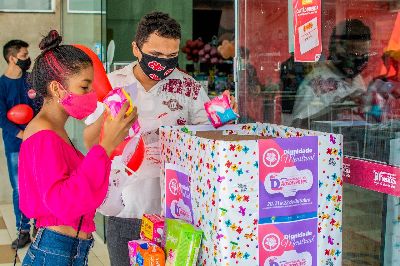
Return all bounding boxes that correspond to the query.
[27,89,36,99]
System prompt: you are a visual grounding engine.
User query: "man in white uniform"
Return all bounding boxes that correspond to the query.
[84,12,236,266]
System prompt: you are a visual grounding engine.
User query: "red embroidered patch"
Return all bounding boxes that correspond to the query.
[157,112,168,119]
[161,78,202,99]
[177,117,187,125]
[162,79,182,94]
[162,99,183,111]
[310,77,338,96]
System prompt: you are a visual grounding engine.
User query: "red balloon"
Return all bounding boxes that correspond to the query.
[73,44,112,102]
[110,136,145,173]
[127,137,145,173]
[7,104,34,125]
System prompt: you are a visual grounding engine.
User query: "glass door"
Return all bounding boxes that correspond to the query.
[62,0,107,241]
[236,0,400,265]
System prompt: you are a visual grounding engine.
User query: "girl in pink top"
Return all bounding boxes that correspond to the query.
[18,30,137,266]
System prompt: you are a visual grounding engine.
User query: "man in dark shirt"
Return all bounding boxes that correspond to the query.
[0,40,34,249]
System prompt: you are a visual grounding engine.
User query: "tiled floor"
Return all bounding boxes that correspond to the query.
[0,204,110,266]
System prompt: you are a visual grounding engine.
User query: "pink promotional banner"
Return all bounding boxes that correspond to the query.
[258,136,318,265]
[258,136,319,223]
[343,156,400,197]
[165,164,194,224]
[293,0,322,62]
[259,219,317,265]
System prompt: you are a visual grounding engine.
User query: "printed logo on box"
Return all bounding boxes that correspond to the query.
[262,233,281,252]
[259,219,317,265]
[170,199,193,223]
[259,137,318,220]
[265,250,312,266]
[263,148,281,168]
[169,178,179,196]
[165,166,194,224]
[264,147,316,167]
[264,166,313,197]
[141,220,154,240]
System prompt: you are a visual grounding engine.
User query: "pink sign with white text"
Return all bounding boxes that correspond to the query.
[259,137,318,223]
[165,164,194,224]
[343,157,400,197]
[259,218,317,266]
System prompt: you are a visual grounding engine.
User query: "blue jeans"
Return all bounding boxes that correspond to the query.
[23,228,93,266]
[5,152,30,231]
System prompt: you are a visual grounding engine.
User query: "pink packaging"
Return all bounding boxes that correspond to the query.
[204,94,238,128]
[140,214,165,246]
[103,87,140,136]
[128,240,149,266]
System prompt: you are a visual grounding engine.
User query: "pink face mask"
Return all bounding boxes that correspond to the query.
[59,88,97,120]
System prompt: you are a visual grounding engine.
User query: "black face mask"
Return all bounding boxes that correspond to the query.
[16,57,31,72]
[332,53,368,79]
[138,49,178,81]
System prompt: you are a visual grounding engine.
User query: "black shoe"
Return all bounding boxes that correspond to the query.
[11,231,31,249]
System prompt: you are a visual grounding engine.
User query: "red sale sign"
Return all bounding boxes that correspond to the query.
[293,0,322,62]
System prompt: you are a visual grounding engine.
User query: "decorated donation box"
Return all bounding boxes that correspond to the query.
[160,123,343,266]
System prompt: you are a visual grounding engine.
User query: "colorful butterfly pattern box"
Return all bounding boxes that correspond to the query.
[160,123,343,266]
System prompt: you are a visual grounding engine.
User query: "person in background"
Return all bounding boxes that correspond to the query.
[0,39,34,249]
[18,30,137,265]
[291,19,371,128]
[280,53,314,115]
[84,11,237,266]
[239,47,261,94]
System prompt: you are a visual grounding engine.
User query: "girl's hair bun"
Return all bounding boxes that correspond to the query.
[39,30,62,52]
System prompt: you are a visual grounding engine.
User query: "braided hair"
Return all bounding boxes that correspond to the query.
[30,30,92,104]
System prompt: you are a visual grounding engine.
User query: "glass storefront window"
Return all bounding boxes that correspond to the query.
[236,0,400,265]
[0,0,54,12]
[61,0,107,241]
[62,0,105,155]
[67,0,102,14]
[237,0,400,163]
[105,0,193,71]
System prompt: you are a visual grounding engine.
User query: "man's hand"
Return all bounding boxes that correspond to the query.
[16,130,24,139]
[222,90,238,113]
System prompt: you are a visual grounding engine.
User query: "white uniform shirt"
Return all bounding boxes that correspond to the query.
[291,61,366,125]
[85,62,210,218]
